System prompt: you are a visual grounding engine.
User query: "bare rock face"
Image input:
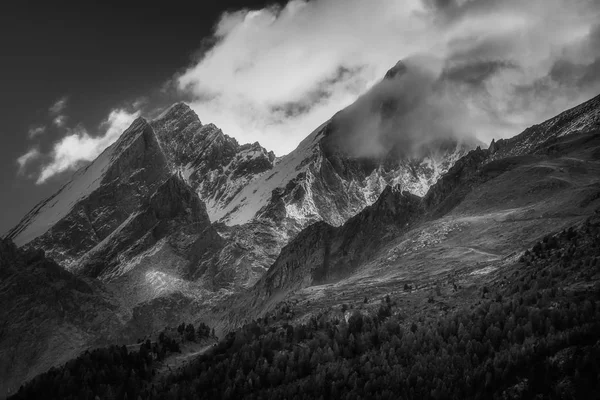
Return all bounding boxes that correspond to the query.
[150,103,275,222]
[253,186,423,301]
[423,146,490,216]
[76,173,221,279]
[6,118,171,269]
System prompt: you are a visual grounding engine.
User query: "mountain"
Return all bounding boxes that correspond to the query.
[6,60,479,294]
[150,62,478,288]
[231,93,600,323]
[6,118,172,269]
[11,97,600,399]
[0,61,484,394]
[149,103,276,223]
[4,70,600,397]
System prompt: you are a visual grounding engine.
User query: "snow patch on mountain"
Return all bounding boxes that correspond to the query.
[217,124,325,225]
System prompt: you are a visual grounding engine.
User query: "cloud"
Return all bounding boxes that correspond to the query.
[16,148,41,176]
[131,96,149,110]
[178,0,429,155]
[48,96,69,127]
[326,57,475,158]
[36,109,140,184]
[177,0,600,156]
[27,125,46,139]
[49,96,68,115]
[53,115,67,128]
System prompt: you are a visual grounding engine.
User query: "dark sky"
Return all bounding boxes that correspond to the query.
[0,0,283,235]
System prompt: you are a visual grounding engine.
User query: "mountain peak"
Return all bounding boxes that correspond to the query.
[384,60,408,80]
[169,101,193,113]
[7,116,169,261]
[155,102,199,124]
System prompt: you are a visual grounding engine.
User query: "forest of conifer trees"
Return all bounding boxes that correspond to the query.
[12,216,600,399]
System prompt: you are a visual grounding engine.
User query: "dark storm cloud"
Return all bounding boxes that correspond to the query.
[549,23,600,88]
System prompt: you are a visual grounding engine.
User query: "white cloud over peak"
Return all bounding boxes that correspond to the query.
[178,0,600,156]
[35,109,140,184]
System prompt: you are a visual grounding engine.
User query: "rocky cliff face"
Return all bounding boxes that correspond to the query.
[252,186,423,301]
[150,103,276,222]
[200,119,472,289]
[76,173,221,280]
[6,118,171,269]
[423,146,491,216]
